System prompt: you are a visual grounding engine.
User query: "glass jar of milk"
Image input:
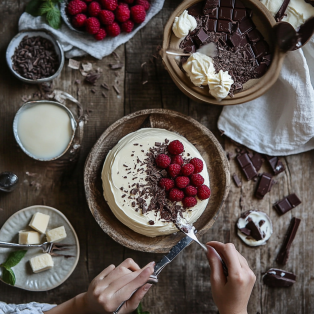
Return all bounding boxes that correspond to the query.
[13,101,77,161]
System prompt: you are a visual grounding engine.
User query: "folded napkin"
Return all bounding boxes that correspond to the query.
[18,0,165,60]
[218,36,314,156]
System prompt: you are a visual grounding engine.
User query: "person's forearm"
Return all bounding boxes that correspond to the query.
[44,293,88,314]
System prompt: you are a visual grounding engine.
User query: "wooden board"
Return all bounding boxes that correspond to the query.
[1,0,314,313]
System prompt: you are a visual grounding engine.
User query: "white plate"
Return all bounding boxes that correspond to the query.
[0,205,80,291]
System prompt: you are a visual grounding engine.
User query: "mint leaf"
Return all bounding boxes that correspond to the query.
[2,268,16,286]
[46,6,61,29]
[39,2,52,15]
[25,0,42,16]
[1,250,27,269]
[134,303,150,314]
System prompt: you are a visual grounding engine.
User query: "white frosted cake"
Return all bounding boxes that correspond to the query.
[101,128,211,237]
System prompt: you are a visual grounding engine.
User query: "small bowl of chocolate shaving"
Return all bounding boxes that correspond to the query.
[6,30,65,84]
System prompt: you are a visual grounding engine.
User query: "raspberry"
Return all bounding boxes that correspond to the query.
[168,140,184,155]
[105,22,121,37]
[175,176,190,189]
[171,155,183,166]
[67,0,87,15]
[190,157,204,174]
[72,14,87,28]
[99,10,115,25]
[182,196,197,208]
[121,20,134,33]
[169,188,184,202]
[184,185,197,197]
[115,3,130,22]
[130,5,146,24]
[158,178,174,191]
[100,0,118,11]
[168,164,181,178]
[136,0,150,11]
[94,27,107,40]
[181,163,195,176]
[85,17,100,34]
[190,174,204,187]
[197,185,211,200]
[155,154,171,169]
[122,0,134,3]
[88,1,101,16]
[84,0,93,2]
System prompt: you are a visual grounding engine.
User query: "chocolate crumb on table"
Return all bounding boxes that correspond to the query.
[274,193,302,215]
[232,173,242,187]
[276,217,301,265]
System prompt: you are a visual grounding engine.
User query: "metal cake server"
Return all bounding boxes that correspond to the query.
[175,217,228,277]
[113,235,194,314]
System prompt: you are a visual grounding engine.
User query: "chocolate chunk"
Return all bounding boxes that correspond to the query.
[265,155,285,175]
[246,220,263,241]
[274,193,302,215]
[259,220,265,227]
[234,0,245,8]
[188,2,203,16]
[148,220,155,225]
[207,7,219,19]
[239,227,251,236]
[237,153,251,167]
[275,0,290,21]
[207,19,218,31]
[184,45,196,53]
[255,173,273,199]
[263,268,296,288]
[204,0,219,15]
[255,63,268,78]
[237,153,258,180]
[276,217,301,265]
[228,31,243,48]
[193,28,209,47]
[219,7,233,20]
[239,17,255,34]
[252,40,269,58]
[250,152,264,171]
[233,8,246,21]
[232,173,242,187]
[217,20,232,33]
[261,54,272,66]
[247,29,263,43]
[220,0,235,7]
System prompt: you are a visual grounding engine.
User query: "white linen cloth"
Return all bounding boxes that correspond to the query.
[18,0,165,60]
[0,301,55,314]
[218,37,314,156]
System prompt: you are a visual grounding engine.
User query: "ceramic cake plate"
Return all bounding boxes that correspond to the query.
[0,205,80,291]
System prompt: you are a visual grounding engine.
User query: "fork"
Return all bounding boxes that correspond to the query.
[0,241,76,257]
[175,218,228,277]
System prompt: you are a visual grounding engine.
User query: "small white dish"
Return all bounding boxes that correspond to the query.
[6,30,65,84]
[0,205,80,291]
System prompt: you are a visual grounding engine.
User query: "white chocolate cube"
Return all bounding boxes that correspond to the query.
[19,230,41,245]
[29,212,50,234]
[46,226,67,243]
[30,253,54,273]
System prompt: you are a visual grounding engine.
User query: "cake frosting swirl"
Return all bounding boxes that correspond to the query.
[101,128,210,237]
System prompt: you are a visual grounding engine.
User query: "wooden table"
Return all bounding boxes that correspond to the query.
[1,1,313,313]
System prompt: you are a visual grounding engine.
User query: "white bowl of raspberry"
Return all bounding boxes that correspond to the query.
[61,0,151,41]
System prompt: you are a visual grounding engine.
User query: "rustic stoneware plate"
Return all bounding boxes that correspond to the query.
[0,205,80,291]
[162,0,286,105]
[84,109,230,253]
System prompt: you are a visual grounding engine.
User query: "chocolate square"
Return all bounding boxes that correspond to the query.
[203,0,220,11]
[188,3,203,16]
[255,173,273,199]
[207,7,219,19]
[228,31,244,48]
[265,156,285,175]
[233,8,246,21]
[250,152,263,171]
[253,40,269,58]
[219,7,233,20]
[255,63,268,78]
[217,20,232,33]
[234,0,245,8]
[287,194,302,208]
[246,220,263,241]
[274,198,292,215]
[220,0,235,7]
[237,153,251,168]
[207,18,217,31]
[247,29,263,43]
[239,17,255,34]
[192,28,209,47]
[243,163,258,180]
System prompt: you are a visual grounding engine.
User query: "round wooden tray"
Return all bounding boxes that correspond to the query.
[84,109,230,253]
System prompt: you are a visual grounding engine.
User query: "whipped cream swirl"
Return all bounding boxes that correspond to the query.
[208,70,234,101]
[172,10,197,38]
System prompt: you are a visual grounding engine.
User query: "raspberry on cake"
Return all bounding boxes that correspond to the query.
[171,155,183,165]
[101,128,210,237]
[190,157,204,173]
[181,163,194,176]
[197,185,211,200]
[168,140,184,155]
[190,173,204,187]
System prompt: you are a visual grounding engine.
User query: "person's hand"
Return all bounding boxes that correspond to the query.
[83,258,154,314]
[206,242,256,314]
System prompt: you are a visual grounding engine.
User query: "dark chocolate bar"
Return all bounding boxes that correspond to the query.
[250,152,264,171]
[236,153,258,180]
[263,268,296,287]
[276,217,301,265]
[274,193,301,215]
[255,173,273,199]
